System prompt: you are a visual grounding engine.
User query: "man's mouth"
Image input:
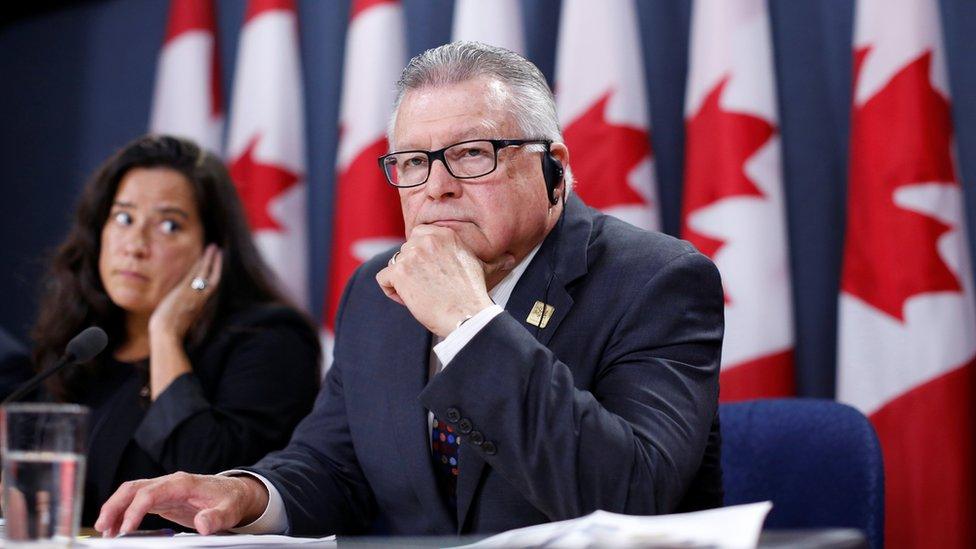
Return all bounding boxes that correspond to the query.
[429,219,470,228]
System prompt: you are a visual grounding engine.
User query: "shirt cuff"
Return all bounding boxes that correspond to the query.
[433,304,504,367]
[219,470,288,534]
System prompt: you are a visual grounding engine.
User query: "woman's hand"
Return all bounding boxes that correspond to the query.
[148,244,223,341]
[146,244,223,399]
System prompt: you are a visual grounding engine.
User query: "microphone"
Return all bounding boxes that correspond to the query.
[2,327,108,404]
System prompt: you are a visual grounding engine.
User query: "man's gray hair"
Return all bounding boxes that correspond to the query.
[389,41,562,142]
[388,41,572,190]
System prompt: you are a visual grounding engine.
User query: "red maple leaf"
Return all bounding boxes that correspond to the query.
[682,77,774,261]
[843,50,960,322]
[562,91,651,210]
[229,136,300,232]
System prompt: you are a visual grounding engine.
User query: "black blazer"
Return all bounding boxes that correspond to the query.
[249,196,724,536]
[78,304,320,527]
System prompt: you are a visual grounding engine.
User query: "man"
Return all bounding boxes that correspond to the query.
[95,42,723,537]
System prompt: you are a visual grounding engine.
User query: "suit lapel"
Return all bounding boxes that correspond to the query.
[388,311,455,529]
[506,194,592,347]
[456,196,593,531]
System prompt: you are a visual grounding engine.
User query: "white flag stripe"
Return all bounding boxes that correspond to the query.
[853,0,950,105]
[226,3,309,309]
[227,11,306,172]
[336,4,406,169]
[555,0,660,233]
[555,0,648,129]
[149,2,222,153]
[838,0,975,415]
[684,0,793,372]
[452,0,524,54]
[838,185,976,413]
[324,1,408,370]
[685,0,776,121]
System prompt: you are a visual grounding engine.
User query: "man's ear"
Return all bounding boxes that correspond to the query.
[550,142,570,198]
[550,142,569,173]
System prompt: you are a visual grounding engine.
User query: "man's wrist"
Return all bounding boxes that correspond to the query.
[441,299,494,337]
[433,304,505,367]
[232,475,270,526]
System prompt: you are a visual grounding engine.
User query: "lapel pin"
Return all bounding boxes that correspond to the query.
[526,301,555,328]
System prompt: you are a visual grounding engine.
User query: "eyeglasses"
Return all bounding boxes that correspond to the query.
[377,138,552,188]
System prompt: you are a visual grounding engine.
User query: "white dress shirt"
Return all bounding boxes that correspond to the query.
[227,245,541,534]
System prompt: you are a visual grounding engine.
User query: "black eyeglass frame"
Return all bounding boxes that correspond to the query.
[377,138,553,188]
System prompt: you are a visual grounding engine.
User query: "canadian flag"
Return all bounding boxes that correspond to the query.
[226,0,308,309]
[839,0,976,547]
[681,0,794,401]
[149,0,223,153]
[452,0,524,53]
[323,0,406,364]
[555,0,659,231]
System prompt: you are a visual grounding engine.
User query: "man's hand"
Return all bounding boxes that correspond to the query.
[375,225,515,337]
[94,472,269,537]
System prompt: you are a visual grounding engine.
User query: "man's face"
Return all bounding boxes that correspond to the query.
[392,77,564,266]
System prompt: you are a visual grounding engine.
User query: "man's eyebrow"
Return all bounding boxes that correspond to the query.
[112,201,135,208]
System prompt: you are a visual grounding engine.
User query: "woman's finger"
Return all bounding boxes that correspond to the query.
[207,248,223,289]
[176,245,210,292]
[192,244,215,282]
[183,245,219,296]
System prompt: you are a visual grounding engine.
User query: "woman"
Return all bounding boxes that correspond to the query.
[30,135,320,528]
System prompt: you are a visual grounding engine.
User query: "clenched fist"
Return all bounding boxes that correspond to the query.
[375,225,515,337]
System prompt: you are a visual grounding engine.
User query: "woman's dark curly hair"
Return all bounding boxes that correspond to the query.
[32,135,300,400]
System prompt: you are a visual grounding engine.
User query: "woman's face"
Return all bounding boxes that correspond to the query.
[98,167,205,317]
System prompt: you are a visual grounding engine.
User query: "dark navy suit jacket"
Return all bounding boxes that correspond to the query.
[248,195,724,536]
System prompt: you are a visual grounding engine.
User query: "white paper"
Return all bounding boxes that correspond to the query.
[77,533,336,548]
[454,501,773,549]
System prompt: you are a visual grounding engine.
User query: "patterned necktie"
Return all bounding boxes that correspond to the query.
[431,415,460,508]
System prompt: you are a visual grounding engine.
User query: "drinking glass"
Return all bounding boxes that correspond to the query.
[1,403,88,547]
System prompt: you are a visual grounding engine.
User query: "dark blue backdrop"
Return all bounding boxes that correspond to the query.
[2,0,975,398]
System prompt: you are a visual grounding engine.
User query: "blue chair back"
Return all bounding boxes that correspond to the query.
[720,398,884,549]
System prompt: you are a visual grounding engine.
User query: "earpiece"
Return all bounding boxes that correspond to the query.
[541,145,564,205]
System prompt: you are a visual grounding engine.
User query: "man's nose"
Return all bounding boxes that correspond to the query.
[424,159,463,200]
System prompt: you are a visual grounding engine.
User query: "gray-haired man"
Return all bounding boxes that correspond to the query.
[96,42,723,537]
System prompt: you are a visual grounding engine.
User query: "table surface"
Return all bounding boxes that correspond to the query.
[1,524,867,549]
[336,529,868,549]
